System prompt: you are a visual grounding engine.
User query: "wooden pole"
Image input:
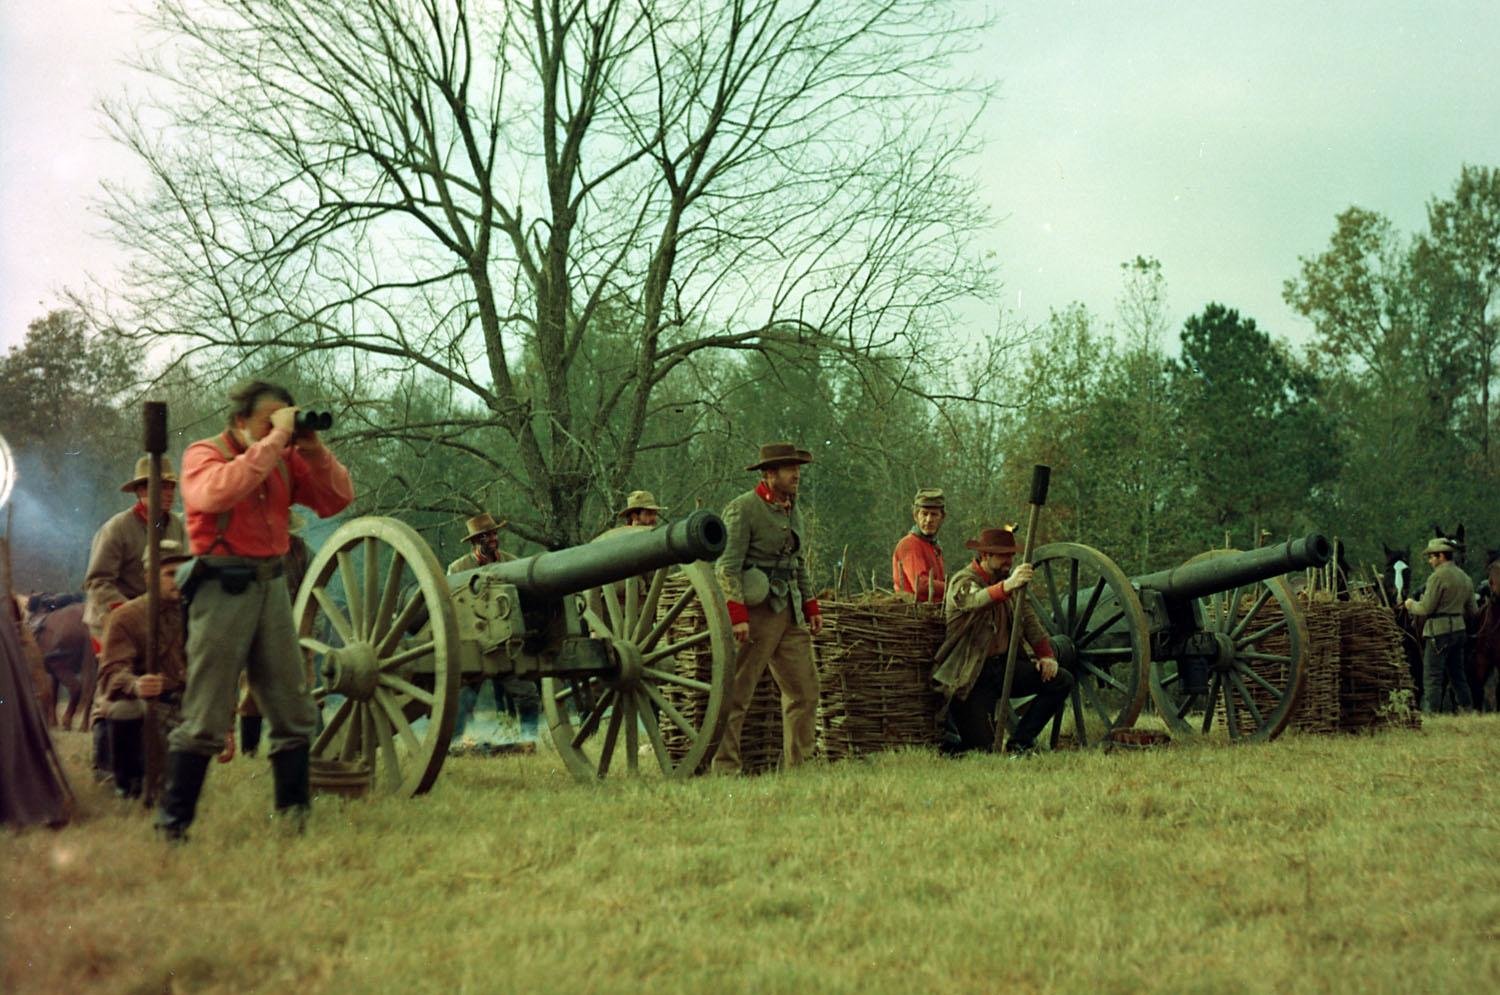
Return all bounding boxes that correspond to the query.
[142,402,169,807]
[994,465,1050,751]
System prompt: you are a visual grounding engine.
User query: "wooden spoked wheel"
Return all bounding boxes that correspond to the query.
[542,560,732,780]
[1023,542,1151,747]
[293,517,459,796]
[1149,549,1308,742]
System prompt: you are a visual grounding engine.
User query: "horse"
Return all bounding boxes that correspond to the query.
[1472,556,1500,712]
[25,593,96,731]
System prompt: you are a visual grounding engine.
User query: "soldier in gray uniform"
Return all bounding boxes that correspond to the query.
[712,442,823,773]
[1405,537,1478,712]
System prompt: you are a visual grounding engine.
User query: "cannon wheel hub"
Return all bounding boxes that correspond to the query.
[322,642,382,699]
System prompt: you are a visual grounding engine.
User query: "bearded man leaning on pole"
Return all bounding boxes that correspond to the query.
[711,442,823,774]
[155,380,354,843]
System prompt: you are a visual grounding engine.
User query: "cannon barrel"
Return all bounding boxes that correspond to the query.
[1131,533,1332,602]
[481,509,726,598]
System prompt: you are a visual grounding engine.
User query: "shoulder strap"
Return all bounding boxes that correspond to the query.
[201,432,292,554]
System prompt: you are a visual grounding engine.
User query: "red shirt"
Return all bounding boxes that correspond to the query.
[181,428,354,557]
[892,530,945,602]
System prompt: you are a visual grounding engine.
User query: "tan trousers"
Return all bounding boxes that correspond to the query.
[169,568,317,758]
[712,601,819,773]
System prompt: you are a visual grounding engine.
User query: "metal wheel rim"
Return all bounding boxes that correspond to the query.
[1148,549,1308,743]
[294,516,459,796]
[542,560,731,780]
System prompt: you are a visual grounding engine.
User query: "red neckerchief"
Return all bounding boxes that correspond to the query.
[971,560,995,584]
[132,501,150,525]
[755,481,793,511]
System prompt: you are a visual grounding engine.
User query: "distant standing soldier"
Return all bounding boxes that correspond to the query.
[892,488,947,602]
[446,512,540,742]
[1405,537,1478,712]
[616,490,665,528]
[937,526,1072,755]
[713,442,823,774]
[83,455,187,778]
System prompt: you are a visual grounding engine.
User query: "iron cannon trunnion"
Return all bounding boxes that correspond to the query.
[293,511,732,795]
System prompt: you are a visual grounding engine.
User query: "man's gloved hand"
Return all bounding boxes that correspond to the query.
[1002,563,1034,593]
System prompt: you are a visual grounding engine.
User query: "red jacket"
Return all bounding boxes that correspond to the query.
[892,530,945,602]
[181,428,354,557]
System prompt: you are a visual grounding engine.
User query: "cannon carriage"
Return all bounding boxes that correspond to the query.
[1018,534,1333,746]
[291,510,734,795]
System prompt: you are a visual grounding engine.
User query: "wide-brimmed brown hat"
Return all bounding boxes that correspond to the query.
[964,527,1018,555]
[120,455,178,493]
[913,488,945,509]
[616,490,666,519]
[745,441,813,472]
[463,512,506,542]
[1421,537,1457,557]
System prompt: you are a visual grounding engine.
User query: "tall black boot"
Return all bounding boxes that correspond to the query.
[239,714,263,757]
[270,744,311,832]
[109,718,146,799]
[92,719,113,783]
[155,751,211,843]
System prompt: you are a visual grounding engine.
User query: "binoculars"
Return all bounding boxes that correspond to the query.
[294,409,334,432]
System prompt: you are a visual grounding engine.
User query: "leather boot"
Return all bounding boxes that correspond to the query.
[109,718,146,799]
[92,719,113,783]
[270,744,311,832]
[239,714,263,757]
[155,751,211,844]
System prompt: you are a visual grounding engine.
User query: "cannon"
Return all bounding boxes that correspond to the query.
[291,511,733,794]
[1014,534,1332,746]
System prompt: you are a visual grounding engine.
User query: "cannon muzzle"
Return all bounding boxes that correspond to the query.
[1131,533,1331,602]
[480,509,726,598]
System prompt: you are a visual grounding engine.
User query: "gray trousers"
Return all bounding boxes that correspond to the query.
[169,568,317,757]
[1422,632,1473,713]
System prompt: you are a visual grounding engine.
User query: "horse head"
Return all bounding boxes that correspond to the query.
[1431,521,1467,567]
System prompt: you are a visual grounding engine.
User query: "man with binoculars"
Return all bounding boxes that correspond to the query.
[155,380,353,842]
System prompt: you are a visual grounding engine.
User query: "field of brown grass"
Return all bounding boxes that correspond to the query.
[4,716,1498,994]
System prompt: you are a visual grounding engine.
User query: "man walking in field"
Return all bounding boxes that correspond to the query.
[712,442,823,773]
[1405,536,1478,712]
[937,526,1072,755]
[892,488,947,602]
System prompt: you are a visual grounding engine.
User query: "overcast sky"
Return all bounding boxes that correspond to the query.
[2,1,1498,355]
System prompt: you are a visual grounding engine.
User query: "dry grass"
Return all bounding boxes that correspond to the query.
[4,717,1498,994]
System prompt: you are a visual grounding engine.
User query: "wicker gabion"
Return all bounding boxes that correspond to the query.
[1334,600,1421,731]
[1289,597,1342,734]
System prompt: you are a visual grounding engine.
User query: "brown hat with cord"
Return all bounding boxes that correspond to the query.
[121,455,178,493]
[745,442,813,472]
[964,527,1018,554]
[463,512,506,542]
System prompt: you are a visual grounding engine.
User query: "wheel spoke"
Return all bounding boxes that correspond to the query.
[313,587,355,646]
[312,696,355,754]
[373,688,424,755]
[379,640,436,672]
[1228,671,1265,731]
[370,553,408,646]
[1160,669,1180,687]
[641,680,698,738]
[337,549,364,639]
[642,629,713,667]
[1081,646,1135,657]
[582,605,613,641]
[371,697,403,790]
[632,568,669,643]
[602,582,625,638]
[1216,587,1242,634]
[624,579,641,643]
[1079,609,1125,649]
[1074,578,1106,638]
[375,592,428,657]
[639,689,673,771]
[1041,559,1064,630]
[362,704,380,775]
[597,697,625,778]
[1237,650,1293,665]
[1223,674,1241,740]
[1067,558,1080,632]
[625,691,640,773]
[340,702,364,762]
[1174,689,1196,719]
[1201,674,1222,733]
[571,687,617,748]
[1079,675,1110,727]
[377,672,436,708]
[642,666,711,693]
[1235,662,1287,702]
[640,584,697,653]
[299,636,334,656]
[1069,684,1091,741]
[1083,660,1128,694]
[362,537,381,641]
[1229,586,1275,639]
[1237,618,1289,647]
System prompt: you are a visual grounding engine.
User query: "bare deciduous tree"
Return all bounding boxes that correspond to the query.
[97,0,996,545]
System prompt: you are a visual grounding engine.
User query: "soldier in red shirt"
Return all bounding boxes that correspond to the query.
[892,488,947,602]
[155,380,354,842]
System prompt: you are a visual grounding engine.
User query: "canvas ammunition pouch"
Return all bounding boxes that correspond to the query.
[177,556,284,599]
[742,559,798,610]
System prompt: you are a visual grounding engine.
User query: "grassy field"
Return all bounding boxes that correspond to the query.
[4,717,1498,995]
